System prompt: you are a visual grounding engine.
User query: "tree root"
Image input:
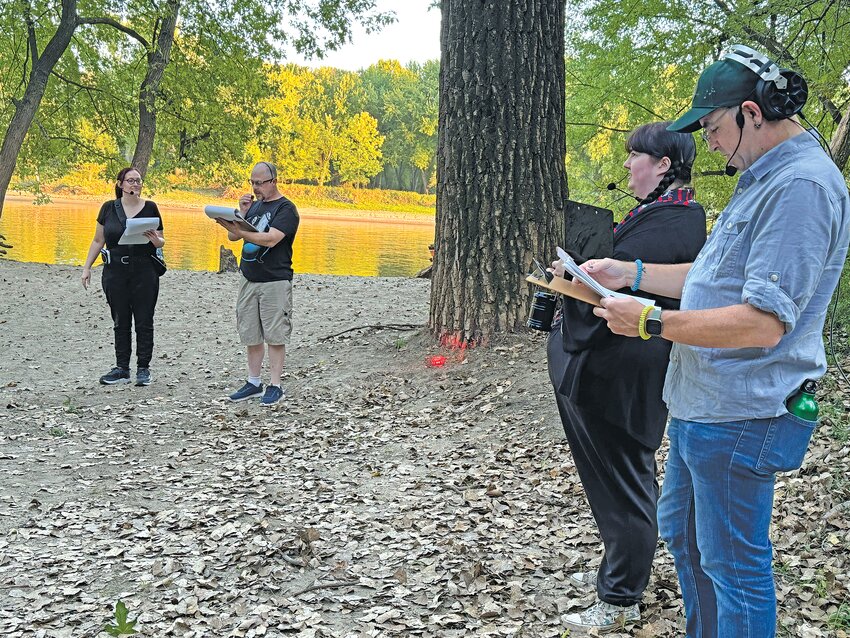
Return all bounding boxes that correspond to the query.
[319,323,422,341]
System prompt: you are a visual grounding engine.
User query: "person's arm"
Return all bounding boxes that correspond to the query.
[215,219,285,247]
[593,297,784,348]
[214,218,242,241]
[581,258,692,300]
[217,195,255,241]
[143,229,164,247]
[81,223,106,290]
[236,226,285,247]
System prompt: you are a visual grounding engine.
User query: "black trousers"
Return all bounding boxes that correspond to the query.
[101,259,160,370]
[547,329,659,607]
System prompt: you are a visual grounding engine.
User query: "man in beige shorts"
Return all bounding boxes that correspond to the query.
[216,162,300,406]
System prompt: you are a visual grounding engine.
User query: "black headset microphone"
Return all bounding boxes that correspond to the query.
[606,181,641,202]
[723,108,746,177]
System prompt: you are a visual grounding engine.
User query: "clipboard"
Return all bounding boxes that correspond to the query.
[204,205,259,233]
[526,274,603,307]
[118,218,160,245]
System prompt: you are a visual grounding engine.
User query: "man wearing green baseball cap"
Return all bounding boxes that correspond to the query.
[573,45,850,637]
[666,56,763,133]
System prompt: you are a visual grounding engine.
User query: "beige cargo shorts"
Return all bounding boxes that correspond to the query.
[236,275,293,346]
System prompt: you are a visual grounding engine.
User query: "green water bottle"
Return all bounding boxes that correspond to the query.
[786,379,818,420]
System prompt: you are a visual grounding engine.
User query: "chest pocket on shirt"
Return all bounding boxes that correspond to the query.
[714,219,749,278]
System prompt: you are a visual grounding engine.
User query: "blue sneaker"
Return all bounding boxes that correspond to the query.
[229,381,263,402]
[135,368,152,386]
[100,367,130,385]
[261,385,284,406]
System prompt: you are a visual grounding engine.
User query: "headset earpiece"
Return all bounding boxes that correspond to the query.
[754,69,808,120]
[722,44,808,121]
[735,108,745,129]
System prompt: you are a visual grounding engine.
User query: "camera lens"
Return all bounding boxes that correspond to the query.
[527,290,557,331]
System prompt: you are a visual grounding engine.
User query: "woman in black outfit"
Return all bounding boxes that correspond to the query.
[549,122,706,632]
[82,167,165,386]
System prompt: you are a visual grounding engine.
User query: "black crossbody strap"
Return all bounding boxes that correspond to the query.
[113,198,128,226]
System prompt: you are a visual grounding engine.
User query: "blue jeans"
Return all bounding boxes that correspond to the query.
[658,415,817,638]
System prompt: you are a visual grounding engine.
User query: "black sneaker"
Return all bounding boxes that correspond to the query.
[136,368,152,386]
[100,367,130,385]
[261,385,284,406]
[229,381,263,402]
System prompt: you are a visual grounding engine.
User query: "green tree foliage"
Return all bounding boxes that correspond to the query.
[360,59,438,192]
[260,66,384,186]
[337,111,384,186]
[0,0,397,214]
[563,0,850,221]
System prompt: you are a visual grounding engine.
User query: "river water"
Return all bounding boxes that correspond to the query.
[0,199,435,277]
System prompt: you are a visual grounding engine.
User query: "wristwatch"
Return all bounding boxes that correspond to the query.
[645,306,663,337]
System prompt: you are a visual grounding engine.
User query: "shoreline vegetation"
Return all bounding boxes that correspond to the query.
[5,181,436,221]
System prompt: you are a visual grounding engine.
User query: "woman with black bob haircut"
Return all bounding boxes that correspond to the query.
[548,121,707,632]
[81,167,165,387]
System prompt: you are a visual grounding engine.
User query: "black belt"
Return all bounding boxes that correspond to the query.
[110,254,151,264]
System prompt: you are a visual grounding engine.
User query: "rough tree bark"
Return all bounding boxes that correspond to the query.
[132,0,180,177]
[85,1,179,176]
[0,0,80,222]
[430,0,567,344]
[830,101,850,173]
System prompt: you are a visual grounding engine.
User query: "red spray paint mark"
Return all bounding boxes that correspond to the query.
[426,355,448,368]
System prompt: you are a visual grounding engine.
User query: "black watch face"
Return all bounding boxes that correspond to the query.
[646,318,663,336]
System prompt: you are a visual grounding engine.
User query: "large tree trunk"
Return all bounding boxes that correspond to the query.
[0,0,79,221]
[132,0,180,176]
[429,0,567,344]
[830,103,850,173]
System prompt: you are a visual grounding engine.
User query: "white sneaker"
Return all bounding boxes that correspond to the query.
[562,599,640,634]
[568,570,598,591]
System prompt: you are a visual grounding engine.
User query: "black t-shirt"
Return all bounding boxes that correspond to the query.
[239,196,300,282]
[96,199,163,253]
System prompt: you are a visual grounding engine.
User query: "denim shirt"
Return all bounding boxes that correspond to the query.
[664,133,850,423]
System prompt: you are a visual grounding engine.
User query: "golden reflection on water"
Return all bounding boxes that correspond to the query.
[0,199,436,276]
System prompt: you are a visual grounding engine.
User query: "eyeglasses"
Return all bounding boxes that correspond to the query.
[124,178,143,185]
[249,178,274,187]
[701,109,729,142]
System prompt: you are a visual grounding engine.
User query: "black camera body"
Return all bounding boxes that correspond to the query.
[527,288,557,331]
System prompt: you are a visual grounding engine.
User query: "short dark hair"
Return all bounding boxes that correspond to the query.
[114,167,140,199]
[626,122,697,205]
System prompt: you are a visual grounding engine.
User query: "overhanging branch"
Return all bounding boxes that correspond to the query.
[78,16,150,49]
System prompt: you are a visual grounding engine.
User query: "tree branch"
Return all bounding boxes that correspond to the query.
[565,121,631,133]
[319,324,422,341]
[50,70,104,94]
[78,16,150,49]
[24,2,38,77]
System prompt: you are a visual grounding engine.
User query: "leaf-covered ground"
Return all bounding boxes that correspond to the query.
[0,262,848,637]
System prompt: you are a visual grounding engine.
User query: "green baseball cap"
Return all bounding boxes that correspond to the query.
[667,59,758,133]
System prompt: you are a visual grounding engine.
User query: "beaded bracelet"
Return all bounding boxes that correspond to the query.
[638,304,652,340]
[631,259,644,292]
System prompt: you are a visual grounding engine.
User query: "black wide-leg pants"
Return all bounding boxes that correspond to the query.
[547,329,659,607]
[101,260,159,370]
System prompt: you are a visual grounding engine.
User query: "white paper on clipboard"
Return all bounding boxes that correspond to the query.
[118,218,160,245]
[556,246,655,307]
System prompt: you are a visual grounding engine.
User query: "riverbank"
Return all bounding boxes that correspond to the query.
[0,262,847,637]
[4,181,436,220]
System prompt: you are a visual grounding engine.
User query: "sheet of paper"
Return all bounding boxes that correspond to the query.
[204,205,259,232]
[204,205,241,221]
[118,218,160,245]
[556,246,655,307]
